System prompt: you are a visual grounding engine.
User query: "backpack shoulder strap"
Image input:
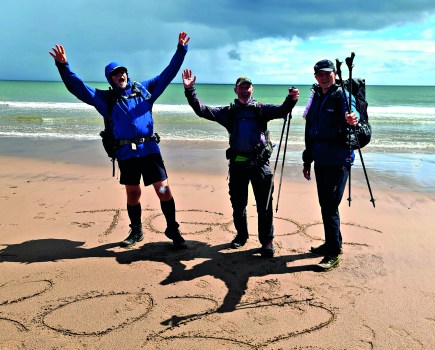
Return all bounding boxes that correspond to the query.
[104,87,120,128]
[230,102,266,126]
[254,102,267,132]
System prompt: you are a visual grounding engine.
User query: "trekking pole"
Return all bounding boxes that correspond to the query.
[336,59,352,206]
[266,115,287,210]
[346,53,355,207]
[345,53,376,207]
[275,112,292,213]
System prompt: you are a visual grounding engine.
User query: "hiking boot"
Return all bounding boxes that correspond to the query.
[230,234,248,249]
[317,255,340,271]
[310,243,343,256]
[260,241,275,258]
[120,224,144,248]
[165,227,187,250]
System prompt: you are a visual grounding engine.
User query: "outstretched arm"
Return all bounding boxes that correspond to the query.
[183,71,229,126]
[143,32,189,103]
[261,87,300,121]
[48,43,108,114]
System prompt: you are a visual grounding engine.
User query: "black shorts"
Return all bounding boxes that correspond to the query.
[118,153,168,186]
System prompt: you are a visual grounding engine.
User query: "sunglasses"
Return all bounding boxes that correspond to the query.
[110,68,127,76]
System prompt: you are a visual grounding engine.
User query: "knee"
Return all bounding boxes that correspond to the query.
[157,185,172,201]
[126,186,141,204]
[232,203,247,214]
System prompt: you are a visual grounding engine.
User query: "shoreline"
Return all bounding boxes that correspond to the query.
[0,136,433,194]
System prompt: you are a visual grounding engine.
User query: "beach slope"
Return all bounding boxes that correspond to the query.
[1,141,434,349]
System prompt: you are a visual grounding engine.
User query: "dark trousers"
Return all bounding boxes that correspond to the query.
[228,161,274,245]
[314,164,349,257]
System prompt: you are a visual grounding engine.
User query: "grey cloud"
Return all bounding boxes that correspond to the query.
[1,0,435,81]
[227,49,241,61]
[152,0,435,42]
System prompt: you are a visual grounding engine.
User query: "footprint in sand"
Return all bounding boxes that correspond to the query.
[71,221,95,228]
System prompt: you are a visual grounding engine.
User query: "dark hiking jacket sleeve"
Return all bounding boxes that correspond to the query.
[185,87,298,156]
[184,87,297,131]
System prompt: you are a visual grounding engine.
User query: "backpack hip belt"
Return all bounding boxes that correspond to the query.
[116,133,160,146]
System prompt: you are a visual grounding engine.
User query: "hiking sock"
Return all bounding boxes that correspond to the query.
[160,197,178,229]
[127,203,142,227]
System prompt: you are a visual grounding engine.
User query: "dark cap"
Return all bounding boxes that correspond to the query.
[235,76,252,86]
[314,59,335,73]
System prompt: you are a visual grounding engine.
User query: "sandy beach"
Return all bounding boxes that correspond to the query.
[1,139,434,349]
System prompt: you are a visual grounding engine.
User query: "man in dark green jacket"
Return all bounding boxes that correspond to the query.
[182,68,299,258]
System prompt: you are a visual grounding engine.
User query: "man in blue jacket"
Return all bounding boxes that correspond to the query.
[302,59,359,270]
[182,68,299,258]
[49,32,190,249]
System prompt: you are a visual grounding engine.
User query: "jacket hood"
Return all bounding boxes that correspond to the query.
[104,61,129,88]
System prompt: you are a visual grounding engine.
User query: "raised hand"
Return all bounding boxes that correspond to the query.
[49,44,67,64]
[178,32,190,46]
[182,68,196,89]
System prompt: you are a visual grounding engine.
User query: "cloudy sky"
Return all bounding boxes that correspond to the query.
[2,0,435,85]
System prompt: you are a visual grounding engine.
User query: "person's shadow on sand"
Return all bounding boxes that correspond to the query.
[0,239,119,263]
[121,241,318,315]
[0,238,319,319]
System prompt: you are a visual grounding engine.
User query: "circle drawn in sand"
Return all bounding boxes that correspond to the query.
[221,216,302,238]
[0,317,28,348]
[145,209,227,235]
[40,291,153,336]
[0,279,53,306]
[143,337,255,350]
[147,295,334,348]
[75,208,155,242]
[0,317,28,332]
[273,216,303,237]
[303,221,381,246]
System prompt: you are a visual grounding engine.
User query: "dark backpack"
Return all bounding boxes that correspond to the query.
[226,102,273,162]
[99,88,119,176]
[336,78,372,149]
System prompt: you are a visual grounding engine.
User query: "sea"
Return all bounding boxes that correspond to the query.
[0,80,434,193]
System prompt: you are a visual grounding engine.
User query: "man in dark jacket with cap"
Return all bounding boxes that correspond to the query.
[49,32,190,249]
[182,68,299,258]
[302,59,359,270]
